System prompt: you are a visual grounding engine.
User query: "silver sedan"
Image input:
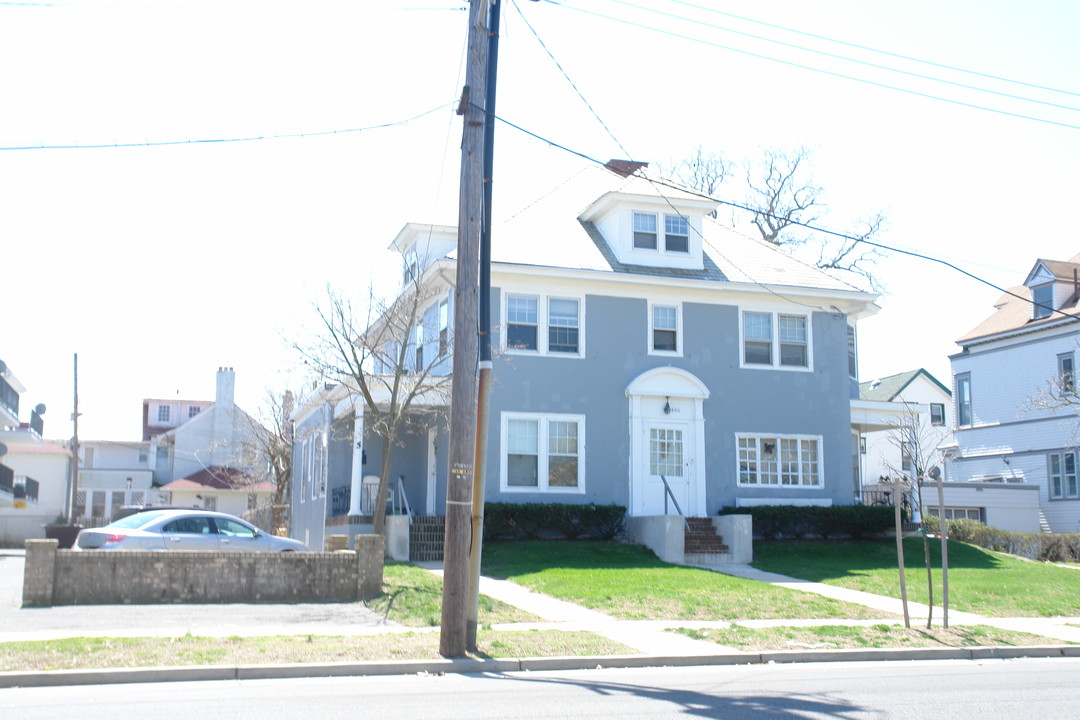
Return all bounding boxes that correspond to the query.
[74,509,307,552]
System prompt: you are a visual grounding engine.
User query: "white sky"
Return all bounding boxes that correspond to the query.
[3,0,1079,440]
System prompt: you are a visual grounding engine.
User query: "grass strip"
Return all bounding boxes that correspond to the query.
[0,630,634,672]
[673,624,1072,651]
[753,539,1080,618]
[481,541,889,620]
[365,562,541,627]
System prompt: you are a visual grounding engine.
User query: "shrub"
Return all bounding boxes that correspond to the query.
[719,504,892,539]
[919,515,1080,562]
[482,502,626,542]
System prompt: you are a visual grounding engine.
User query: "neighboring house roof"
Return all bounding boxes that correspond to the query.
[859,369,952,402]
[163,466,271,492]
[958,252,1080,344]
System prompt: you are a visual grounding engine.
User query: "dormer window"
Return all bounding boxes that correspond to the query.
[1033,283,1053,319]
[633,212,657,249]
[664,215,689,253]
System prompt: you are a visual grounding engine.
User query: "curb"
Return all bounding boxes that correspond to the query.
[2,645,1078,688]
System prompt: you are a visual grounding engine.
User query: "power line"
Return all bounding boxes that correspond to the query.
[600,0,1080,114]
[493,110,1077,320]
[0,102,456,152]
[539,1,1080,132]
[663,0,1080,100]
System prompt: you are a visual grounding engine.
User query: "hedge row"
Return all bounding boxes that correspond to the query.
[719,504,896,540]
[483,502,626,541]
[923,516,1080,562]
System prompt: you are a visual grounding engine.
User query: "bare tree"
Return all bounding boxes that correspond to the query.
[672,145,729,217]
[884,403,951,628]
[242,388,295,534]
[673,145,888,291]
[297,269,452,536]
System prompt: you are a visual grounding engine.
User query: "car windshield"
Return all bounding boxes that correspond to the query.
[108,511,169,529]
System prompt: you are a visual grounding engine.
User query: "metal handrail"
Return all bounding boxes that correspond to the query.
[659,475,691,531]
[395,475,413,519]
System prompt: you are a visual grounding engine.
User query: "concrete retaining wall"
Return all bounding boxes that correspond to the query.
[23,535,384,607]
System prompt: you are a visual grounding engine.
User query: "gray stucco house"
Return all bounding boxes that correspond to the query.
[290,160,880,552]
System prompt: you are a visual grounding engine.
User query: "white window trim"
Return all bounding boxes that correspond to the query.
[499,412,586,494]
[501,292,585,358]
[1048,451,1079,500]
[738,309,813,371]
[648,301,683,356]
[735,433,824,488]
[631,211,692,256]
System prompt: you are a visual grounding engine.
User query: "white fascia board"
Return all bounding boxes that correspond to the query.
[850,399,928,433]
[491,262,878,314]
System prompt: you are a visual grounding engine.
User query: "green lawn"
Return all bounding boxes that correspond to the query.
[753,538,1080,617]
[366,562,540,627]
[481,541,889,620]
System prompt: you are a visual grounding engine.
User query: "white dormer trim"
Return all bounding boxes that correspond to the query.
[389,223,458,285]
[579,191,716,271]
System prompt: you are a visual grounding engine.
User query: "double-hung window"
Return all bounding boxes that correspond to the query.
[1032,283,1053,319]
[414,325,424,371]
[742,311,810,369]
[548,298,580,354]
[737,434,821,487]
[504,293,582,356]
[1049,451,1079,499]
[506,294,539,350]
[502,413,584,492]
[438,300,449,357]
[633,212,658,249]
[955,373,972,427]
[650,304,679,354]
[664,215,689,253]
[1058,352,1075,394]
[157,405,171,422]
[930,403,946,426]
[633,211,691,254]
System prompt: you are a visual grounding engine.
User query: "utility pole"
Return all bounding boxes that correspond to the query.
[465,0,501,653]
[440,0,489,658]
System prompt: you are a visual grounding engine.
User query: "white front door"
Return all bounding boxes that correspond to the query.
[640,421,693,516]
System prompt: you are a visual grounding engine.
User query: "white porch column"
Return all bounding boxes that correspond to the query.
[348,402,365,516]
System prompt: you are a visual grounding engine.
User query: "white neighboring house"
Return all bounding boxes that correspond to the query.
[72,367,274,526]
[0,360,70,543]
[859,368,953,486]
[949,254,1080,533]
[74,439,162,524]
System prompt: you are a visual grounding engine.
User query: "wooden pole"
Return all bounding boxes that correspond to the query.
[936,470,950,628]
[439,0,488,658]
[893,476,911,629]
[67,353,80,525]
[465,0,501,653]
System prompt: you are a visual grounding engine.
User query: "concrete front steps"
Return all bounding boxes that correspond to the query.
[683,516,730,565]
[410,515,445,562]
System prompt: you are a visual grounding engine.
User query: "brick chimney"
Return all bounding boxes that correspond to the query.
[604,159,649,177]
[215,367,235,408]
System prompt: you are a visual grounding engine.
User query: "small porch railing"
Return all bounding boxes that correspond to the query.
[356,475,413,518]
[659,475,691,532]
[859,488,918,531]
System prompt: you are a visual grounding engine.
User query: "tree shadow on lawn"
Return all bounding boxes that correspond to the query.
[481,540,675,579]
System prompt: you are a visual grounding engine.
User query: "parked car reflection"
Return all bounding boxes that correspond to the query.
[74,509,307,552]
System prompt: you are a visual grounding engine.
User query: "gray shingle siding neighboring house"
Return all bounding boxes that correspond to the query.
[289,162,880,548]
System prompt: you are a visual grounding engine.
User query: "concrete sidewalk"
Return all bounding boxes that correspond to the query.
[1,549,1078,688]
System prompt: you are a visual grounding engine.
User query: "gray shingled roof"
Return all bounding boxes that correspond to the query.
[859,368,951,401]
